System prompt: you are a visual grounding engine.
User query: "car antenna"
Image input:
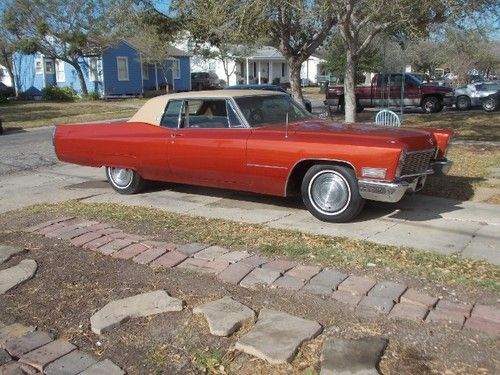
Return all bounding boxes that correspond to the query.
[285,112,289,139]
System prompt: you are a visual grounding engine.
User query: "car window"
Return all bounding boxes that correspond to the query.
[160,100,183,128]
[180,99,238,129]
[234,94,312,128]
[477,83,500,91]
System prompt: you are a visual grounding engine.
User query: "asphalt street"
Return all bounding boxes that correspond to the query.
[0,126,498,265]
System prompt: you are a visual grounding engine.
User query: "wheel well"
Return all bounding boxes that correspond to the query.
[286,159,355,196]
[420,94,442,105]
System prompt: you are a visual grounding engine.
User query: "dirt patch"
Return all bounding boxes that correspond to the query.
[0,213,499,374]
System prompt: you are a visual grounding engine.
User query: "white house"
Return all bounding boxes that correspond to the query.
[0,65,13,87]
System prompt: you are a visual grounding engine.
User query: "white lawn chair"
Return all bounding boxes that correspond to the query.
[375,109,401,127]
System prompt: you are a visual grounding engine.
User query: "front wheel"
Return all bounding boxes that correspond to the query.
[106,167,145,194]
[301,165,365,223]
[456,95,471,111]
[421,96,440,113]
[482,96,498,112]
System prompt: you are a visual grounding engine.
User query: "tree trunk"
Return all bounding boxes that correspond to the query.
[344,49,357,123]
[1,48,16,96]
[288,59,304,102]
[70,58,88,95]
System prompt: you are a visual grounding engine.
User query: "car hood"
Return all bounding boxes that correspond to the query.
[260,120,437,151]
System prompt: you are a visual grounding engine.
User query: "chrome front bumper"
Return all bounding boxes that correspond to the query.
[358,159,452,203]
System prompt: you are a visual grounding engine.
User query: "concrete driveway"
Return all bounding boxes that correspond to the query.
[1,126,499,265]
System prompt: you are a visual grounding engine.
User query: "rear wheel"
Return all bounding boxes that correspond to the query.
[301,164,365,223]
[106,167,145,194]
[456,96,471,111]
[421,96,440,113]
[482,96,498,112]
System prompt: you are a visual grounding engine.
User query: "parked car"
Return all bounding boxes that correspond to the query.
[481,91,499,112]
[0,82,15,97]
[225,84,312,112]
[191,72,222,91]
[53,90,453,223]
[454,82,500,110]
[324,73,454,114]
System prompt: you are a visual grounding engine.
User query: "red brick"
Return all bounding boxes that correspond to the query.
[133,247,167,265]
[44,218,85,237]
[97,239,133,255]
[425,309,465,326]
[57,222,104,240]
[82,235,119,250]
[25,217,75,233]
[389,303,428,322]
[470,305,500,324]
[150,251,187,268]
[435,300,473,317]
[70,228,121,247]
[285,265,322,282]
[111,243,148,260]
[37,223,67,235]
[4,331,53,357]
[337,276,376,296]
[261,259,296,273]
[400,288,438,308]
[463,316,500,336]
[176,258,229,273]
[217,262,254,284]
[332,290,363,306]
[19,339,76,372]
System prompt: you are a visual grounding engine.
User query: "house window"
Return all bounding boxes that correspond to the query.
[142,63,149,80]
[55,60,65,82]
[35,59,43,74]
[44,60,54,74]
[172,59,180,79]
[253,62,257,78]
[281,63,285,77]
[116,56,129,81]
[89,57,101,82]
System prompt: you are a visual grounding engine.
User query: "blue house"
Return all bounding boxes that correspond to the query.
[13,40,191,97]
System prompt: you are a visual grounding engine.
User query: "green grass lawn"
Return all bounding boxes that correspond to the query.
[0,99,147,130]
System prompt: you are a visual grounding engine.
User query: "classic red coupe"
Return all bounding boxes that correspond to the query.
[53,90,453,222]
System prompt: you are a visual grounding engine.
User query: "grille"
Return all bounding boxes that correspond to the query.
[401,149,435,177]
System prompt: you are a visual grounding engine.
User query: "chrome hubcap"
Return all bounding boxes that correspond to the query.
[309,171,350,214]
[109,168,133,188]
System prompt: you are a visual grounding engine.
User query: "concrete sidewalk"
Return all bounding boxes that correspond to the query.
[1,163,499,265]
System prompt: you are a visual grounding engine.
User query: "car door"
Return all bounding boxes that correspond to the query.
[167,97,251,189]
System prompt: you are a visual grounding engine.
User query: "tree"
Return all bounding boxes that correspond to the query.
[0,32,16,95]
[3,0,125,95]
[173,0,336,101]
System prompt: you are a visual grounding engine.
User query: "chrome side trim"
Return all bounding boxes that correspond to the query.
[247,163,288,170]
[400,168,434,178]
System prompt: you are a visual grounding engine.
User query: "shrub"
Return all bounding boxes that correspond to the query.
[82,91,100,101]
[0,95,8,104]
[42,85,77,101]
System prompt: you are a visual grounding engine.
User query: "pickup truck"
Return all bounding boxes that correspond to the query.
[324,73,454,114]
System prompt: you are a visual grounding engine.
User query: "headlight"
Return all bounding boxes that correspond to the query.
[395,148,407,178]
[362,167,387,179]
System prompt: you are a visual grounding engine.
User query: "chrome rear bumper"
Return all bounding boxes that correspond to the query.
[358,159,452,203]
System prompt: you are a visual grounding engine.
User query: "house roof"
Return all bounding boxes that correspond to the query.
[244,46,324,62]
[110,39,191,57]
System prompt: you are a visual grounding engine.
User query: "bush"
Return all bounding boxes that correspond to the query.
[82,91,100,101]
[42,85,77,101]
[0,95,8,105]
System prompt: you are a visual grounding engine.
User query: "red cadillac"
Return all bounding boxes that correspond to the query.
[53,90,453,223]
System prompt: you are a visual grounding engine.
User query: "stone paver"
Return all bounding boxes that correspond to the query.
[57,222,102,240]
[83,235,118,250]
[111,243,149,260]
[70,228,121,247]
[193,245,229,261]
[19,339,76,372]
[79,359,125,375]
[463,317,500,336]
[25,217,75,233]
[45,219,92,238]
[193,296,255,336]
[272,275,305,291]
[4,331,53,357]
[303,269,348,296]
[239,255,269,268]
[471,305,500,323]
[44,350,98,375]
[261,259,297,273]
[219,250,251,264]
[331,291,363,306]
[97,239,134,256]
[0,348,11,365]
[90,290,183,334]
[235,308,322,364]
[0,361,24,375]
[435,300,473,317]
[217,262,254,284]
[286,265,321,282]
[239,268,281,289]
[337,276,376,296]
[0,324,35,347]
[358,296,395,315]
[36,223,68,236]
[389,303,429,322]
[368,281,407,302]
[150,251,187,268]
[400,288,439,308]
[0,259,38,294]
[320,336,387,375]
[425,309,465,326]
[0,246,24,265]
[132,247,167,265]
[178,243,210,256]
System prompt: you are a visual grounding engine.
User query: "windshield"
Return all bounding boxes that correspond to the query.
[234,94,313,127]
